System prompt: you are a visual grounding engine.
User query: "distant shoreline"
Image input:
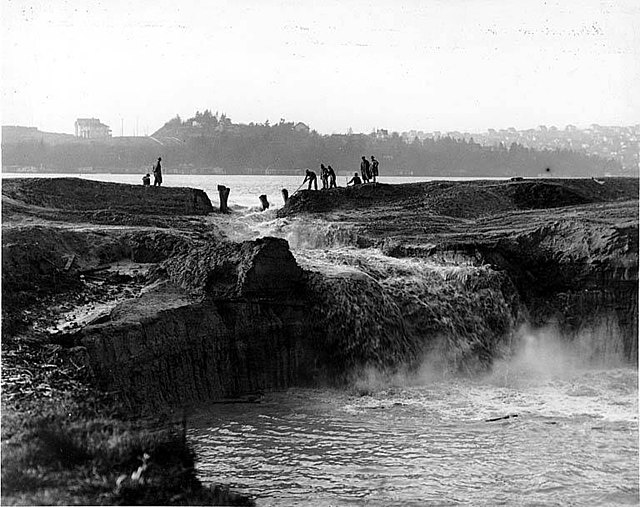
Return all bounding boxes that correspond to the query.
[1,171,627,179]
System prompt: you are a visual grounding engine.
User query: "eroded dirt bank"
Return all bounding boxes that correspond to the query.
[278,178,639,361]
[1,179,253,505]
[2,177,637,503]
[4,178,638,403]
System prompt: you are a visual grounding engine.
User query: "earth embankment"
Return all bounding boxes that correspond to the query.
[1,178,256,505]
[2,176,637,503]
[2,177,213,215]
[279,177,639,361]
[4,176,638,407]
[277,177,638,217]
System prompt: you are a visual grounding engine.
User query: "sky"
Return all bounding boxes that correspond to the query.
[2,0,639,136]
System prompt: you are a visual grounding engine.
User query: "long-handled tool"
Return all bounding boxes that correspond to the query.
[292,181,306,195]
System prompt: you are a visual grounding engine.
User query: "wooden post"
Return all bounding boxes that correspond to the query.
[218,185,230,213]
[259,194,270,211]
[281,188,289,204]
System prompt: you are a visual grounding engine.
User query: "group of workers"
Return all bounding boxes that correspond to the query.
[303,155,380,190]
[142,154,381,196]
[303,164,337,190]
[142,157,163,186]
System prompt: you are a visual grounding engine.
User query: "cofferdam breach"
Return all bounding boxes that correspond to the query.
[3,176,637,400]
[2,176,638,504]
[279,177,638,365]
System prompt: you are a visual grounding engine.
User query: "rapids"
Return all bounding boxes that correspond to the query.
[189,363,638,506]
[187,204,638,505]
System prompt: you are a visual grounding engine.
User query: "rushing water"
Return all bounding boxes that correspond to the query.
[4,172,637,504]
[195,183,637,505]
[191,196,638,505]
[189,363,638,506]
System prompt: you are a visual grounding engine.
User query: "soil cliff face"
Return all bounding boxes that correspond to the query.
[78,237,318,407]
[457,213,637,360]
[80,286,314,407]
[3,179,323,408]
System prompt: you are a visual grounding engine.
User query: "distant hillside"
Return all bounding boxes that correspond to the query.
[402,124,640,174]
[2,128,163,173]
[2,126,78,145]
[2,111,631,177]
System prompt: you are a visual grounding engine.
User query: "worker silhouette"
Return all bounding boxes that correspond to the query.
[348,172,362,186]
[303,169,318,190]
[360,156,371,183]
[320,164,329,189]
[370,155,379,183]
[153,157,162,186]
[327,165,337,188]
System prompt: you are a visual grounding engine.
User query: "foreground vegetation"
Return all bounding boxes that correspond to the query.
[1,294,253,505]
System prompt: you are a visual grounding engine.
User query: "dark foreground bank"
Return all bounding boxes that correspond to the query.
[1,179,253,505]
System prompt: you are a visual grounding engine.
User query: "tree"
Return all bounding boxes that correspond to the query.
[165,115,182,127]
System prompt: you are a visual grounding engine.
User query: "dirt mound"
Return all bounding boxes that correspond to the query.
[278,182,427,216]
[2,177,213,215]
[421,183,513,218]
[278,178,639,219]
[503,179,634,210]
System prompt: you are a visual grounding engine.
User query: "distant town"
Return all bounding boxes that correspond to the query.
[400,124,639,175]
[2,112,638,176]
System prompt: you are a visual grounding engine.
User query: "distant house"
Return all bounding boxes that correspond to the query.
[294,122,310,133]
[75,118,111,139]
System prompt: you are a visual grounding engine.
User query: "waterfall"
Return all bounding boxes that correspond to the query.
[298,248,522,376]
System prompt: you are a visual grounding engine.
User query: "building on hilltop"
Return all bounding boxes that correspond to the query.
[75,118,111,139]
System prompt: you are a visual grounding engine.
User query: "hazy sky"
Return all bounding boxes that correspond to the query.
[2,0,639,135]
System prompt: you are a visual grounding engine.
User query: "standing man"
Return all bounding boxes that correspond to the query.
[303,168,318,190]
[370,155,379,183]
[320,164,329,189]
[327,165,337,188]
[360,156,370,183]
[153,157,163,186]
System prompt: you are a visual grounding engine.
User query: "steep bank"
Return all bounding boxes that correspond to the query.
[78,237,319,408]
[2,177,529,408]
[1,179,253,505]
[279,178,638,363]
